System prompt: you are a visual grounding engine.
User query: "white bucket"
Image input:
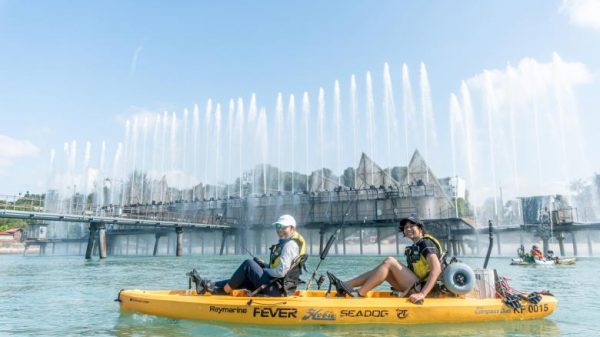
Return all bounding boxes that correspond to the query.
[466,268,496,299]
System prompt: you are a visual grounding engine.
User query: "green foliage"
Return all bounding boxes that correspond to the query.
[341,167,356,188]
[0,194,44,211]
[391,166,408,182]
[0,218,27,232]
[569,176,600,221]
[452,197,472,216]
[0,194,44,231]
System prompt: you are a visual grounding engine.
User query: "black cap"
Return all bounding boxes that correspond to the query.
[399,216,424,231]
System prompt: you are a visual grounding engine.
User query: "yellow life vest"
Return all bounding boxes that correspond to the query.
[269,232,306,269]
[404,234,443,280]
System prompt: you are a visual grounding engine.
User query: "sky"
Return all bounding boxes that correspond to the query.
[1,0,600,205]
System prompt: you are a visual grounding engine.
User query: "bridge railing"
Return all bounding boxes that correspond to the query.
[116,189,473,227]
[0,189,477,227]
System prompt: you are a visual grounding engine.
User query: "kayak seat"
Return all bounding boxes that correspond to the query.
[249,254,308,297]
[273,254,308,296]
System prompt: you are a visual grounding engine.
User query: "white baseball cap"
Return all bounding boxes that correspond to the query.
[273,214,296,228]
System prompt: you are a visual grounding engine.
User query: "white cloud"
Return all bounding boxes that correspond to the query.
[466,53,592,107]
[0,134,40,174]
[560,0,600,30]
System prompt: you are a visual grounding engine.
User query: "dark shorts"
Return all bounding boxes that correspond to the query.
[214,259,282,296]
[401,280,441,298]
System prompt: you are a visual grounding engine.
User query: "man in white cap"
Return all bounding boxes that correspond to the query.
[194,214,306,296]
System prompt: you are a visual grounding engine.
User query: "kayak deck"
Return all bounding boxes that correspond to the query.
[118,289,557,325]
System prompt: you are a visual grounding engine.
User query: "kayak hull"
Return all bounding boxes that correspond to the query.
[554,257,576,265]
[118,289,557,325]
[511,257,576,265]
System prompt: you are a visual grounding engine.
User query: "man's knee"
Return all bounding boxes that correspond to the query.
[383,256,398,266]
[241,259,258,269]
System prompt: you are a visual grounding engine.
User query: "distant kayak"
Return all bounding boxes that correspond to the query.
[511,244,576,265]
[510,257,576,265]
[118,289,557,325]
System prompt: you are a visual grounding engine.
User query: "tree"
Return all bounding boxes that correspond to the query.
[0,194,44,231]
[0,218,27,232]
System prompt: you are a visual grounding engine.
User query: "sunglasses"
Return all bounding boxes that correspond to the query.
[275,223,291,230]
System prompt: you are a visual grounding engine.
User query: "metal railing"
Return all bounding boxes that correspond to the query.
[1,186,471,228]
[0,195,45,212]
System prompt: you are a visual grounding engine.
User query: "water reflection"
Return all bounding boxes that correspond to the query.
[114,312,559,337]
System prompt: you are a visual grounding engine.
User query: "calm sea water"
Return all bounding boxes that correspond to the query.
[0,254,598,337]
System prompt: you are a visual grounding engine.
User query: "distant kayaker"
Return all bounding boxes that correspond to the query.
[530,245,544,260]
[340,216,442,303]
[191,214,306,296]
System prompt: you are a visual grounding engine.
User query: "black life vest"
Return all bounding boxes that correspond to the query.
[404,234,443,280]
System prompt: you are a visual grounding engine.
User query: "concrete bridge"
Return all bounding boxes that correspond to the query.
[14,212,599,259]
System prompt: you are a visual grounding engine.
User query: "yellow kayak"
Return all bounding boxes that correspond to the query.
[118,289,557,325]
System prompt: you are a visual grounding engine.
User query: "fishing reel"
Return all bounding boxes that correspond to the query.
[316,274,325,290]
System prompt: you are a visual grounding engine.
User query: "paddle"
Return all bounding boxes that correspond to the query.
[305,191,358,289]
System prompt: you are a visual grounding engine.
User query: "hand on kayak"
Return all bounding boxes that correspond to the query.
[409,292,425,304]
[253,257,267,268]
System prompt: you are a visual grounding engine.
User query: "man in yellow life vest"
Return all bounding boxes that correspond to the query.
[196,214,306,296]
[341,216,442,303]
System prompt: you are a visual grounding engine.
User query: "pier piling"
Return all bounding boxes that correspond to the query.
[97,222,107,259]
[85,223,98,259]
[219,230,226,256]
[319,229,325,256]
[153,233,162,256]
[557,233,565,256]
[359,227,364,255]
[176,227,183,256]
[376,227,382,255]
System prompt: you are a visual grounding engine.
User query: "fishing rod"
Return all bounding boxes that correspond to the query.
[243,246,269,267]
[306,190,359,289]
[242,246,256,259]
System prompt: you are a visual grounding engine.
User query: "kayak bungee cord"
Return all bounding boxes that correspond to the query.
[495,275,547,310]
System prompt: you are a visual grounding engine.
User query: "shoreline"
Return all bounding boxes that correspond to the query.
[0,242,27,254]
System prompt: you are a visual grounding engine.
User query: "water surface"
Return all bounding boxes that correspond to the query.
[1,254,597,336]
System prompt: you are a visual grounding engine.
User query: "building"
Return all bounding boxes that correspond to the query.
[439,176,466,200]
[0,228,23,241]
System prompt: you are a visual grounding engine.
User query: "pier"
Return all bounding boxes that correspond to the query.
[3,188,599,260]
[0,209,228,259]
[2,152,599,259]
